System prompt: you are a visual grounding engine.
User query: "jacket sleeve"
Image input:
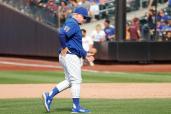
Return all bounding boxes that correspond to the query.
[82,50,87,59]
[58,28,67,49]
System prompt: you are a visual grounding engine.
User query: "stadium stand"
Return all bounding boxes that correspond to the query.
[0,0,171,62]
[0,0,170,41]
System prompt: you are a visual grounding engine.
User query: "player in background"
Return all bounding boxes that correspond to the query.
[42,7,94,113]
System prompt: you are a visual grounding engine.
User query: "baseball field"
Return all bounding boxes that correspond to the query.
[0,57,171,114]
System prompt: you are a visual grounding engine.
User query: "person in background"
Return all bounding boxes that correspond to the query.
[141,9,155,41]
[89,0,100,21]
[78,0,91,11]
[67,0,78,14]
[166,31,171,40]
[103,19,115,41]
[147,9,156,41]
[169,0,171,7]
[162,19,171,41]
[126,22,131,41]
[58,1,69,23]
[91,24,106,42]
[82,29,97,66]
[157,20,165,41]
[129,17,141,41]
[157,9,170,21]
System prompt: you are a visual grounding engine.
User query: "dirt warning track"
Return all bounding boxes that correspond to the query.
[0,57,171,99]
[0,57,171,72]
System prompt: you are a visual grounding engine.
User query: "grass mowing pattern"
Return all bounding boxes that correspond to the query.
[0,71,171,84]
[0,99,171,114]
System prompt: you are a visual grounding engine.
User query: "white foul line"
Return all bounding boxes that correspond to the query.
[0,61,115,73]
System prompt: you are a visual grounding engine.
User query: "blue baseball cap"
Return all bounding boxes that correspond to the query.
[73,7,89,19]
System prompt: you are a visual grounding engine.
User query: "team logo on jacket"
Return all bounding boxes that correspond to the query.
[64,26,70,32]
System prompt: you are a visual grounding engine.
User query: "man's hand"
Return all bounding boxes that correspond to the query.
[61,47,70,57]
[86,55,94,62]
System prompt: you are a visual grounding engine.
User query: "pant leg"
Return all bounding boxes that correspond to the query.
[59,54,82,98]
[59,54,82,84]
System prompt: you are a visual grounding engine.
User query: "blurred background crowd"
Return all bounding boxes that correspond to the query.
[1,0,171,42]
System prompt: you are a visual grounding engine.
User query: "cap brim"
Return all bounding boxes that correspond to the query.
[83,16,91,20]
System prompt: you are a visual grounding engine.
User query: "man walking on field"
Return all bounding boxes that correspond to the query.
[42,7,94,113]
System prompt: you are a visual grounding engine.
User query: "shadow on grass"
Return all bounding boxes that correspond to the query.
[51,107,71,113]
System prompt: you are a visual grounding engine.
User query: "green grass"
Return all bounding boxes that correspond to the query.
[0,99,171,114]
[0,71,171,84]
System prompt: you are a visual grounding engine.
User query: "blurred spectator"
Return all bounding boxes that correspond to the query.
[126,22,131,41]
[82,29,97,54]
[58,1,69,23]
[169,0,171,7]
[82,29,97,66]
[129,17,141,41]
[46,0,58,12]
[147,9,156,41]
[91,24,106,42]
[161,19,171,41]
[157,20,165,41]
[168,0,171,16]
[157,9,170,21]
[78,0,90,10]
[103,19,115,41]
[67,0,78,14]
[89,0,100,21]
[141,9,156,41]
[166,31,171,40]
